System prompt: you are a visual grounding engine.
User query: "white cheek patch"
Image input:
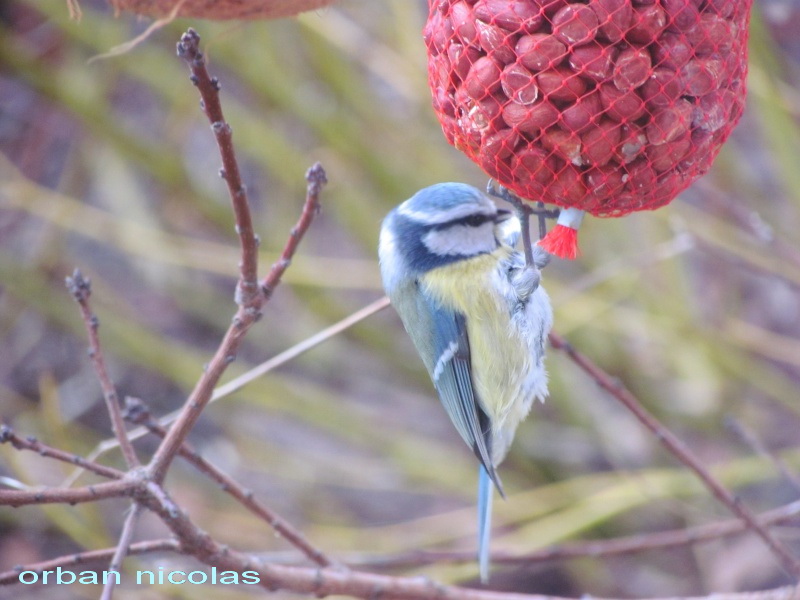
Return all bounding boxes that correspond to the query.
[422,222,497,256]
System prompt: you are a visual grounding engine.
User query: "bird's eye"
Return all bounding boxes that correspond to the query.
[466,215,486,227]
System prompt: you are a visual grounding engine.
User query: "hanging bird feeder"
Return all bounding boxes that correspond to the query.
[424,0,752,258]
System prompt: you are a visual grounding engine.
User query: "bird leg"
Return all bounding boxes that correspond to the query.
[486,182,558,271]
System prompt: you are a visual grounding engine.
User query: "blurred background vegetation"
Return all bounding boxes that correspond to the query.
[1,0,799,598]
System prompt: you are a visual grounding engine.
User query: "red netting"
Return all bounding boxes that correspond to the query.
[424,0,752,217]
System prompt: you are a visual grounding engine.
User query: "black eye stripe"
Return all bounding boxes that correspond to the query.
[432,213,493,231]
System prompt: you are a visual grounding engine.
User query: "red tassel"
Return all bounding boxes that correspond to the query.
[539,224,580,260]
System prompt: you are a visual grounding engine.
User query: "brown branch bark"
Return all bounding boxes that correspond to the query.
[65,269,139,469]
[126,488,800,600]
[66,294,391,481]
[123,396,333,567]
[346,500,800,570]
[0,539,180,585]
[175,28,260,309]
[2,476,798,600]
[725,416,800,494]
[262,162,327,299]
[0,479,133,507]
[99,503,142,600]
[548,331,800,579]
[0,424,124,480]
[146,30,327,484]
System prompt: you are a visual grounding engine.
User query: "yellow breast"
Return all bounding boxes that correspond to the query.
[419,248,532,448]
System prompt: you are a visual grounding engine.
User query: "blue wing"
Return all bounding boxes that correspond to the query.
[425,296,504,495]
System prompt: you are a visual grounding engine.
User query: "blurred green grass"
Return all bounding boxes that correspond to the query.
[1,1,799,598]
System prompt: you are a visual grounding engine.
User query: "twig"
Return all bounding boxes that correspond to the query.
[0,539,179,585]
[144,481,180,519]
[99,503,142,600]
[176,28,260,309]
[725,416,800,494]
[65,295,391,485]
[3,473,796,600]
[209,295,390,401]
[0,424,124,480]
[147,29,326,484]
[548,331,800,579]
[0,479,133,507]
[343,499,800,569]
[85,494,800,600]
[262,163,327,299]
[123,397,333,567]
[123,485,800,600]
[65,269,139,469]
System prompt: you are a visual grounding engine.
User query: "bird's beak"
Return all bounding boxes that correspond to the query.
[494,209,513,223]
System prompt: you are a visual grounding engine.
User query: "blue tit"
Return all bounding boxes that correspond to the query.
[378,182,553,582]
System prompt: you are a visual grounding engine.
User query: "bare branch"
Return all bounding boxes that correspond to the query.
[176,28,260,309]
[725,416,800,494]
[3,473,796,600]
[66,295,391,485]
[262,162,327,299]
[0,424,124,480]
[146,29,326,485]
[0,539,179,585]
[346,499,800,569]
[548,331,800,579]
[100,503,142,600]
[65,269,140,469]
[146,308,258,483]
[124,397,333,567]
[0,479,134,507]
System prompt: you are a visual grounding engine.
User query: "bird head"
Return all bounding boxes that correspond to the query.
[379,183,513,285]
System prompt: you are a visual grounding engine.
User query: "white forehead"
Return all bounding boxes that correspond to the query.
[397,183,497,225]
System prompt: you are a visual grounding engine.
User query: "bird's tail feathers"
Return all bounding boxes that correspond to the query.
[477,463,494,583]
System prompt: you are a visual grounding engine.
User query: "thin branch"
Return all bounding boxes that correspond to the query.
[130,486,798,600]
[146,29,326,484]
[65,269,139,469]
[101,495,800,600]
[725,416,800,494]
[123,397,333,567]
[548,331,800,579]
[0,424,124,480]
[66,295,391,485]
[100,503,142,600]
[5,467,794,600]
[144,480,181,519]
[0,479,134,507]
[176,28,260,309]
[345,499,800,569]
[145,231,313,482]
[262,163,327,299]
[0,539,179,585]
[210,295,390,401]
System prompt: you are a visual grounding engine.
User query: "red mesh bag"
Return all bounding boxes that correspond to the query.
[424,0,752,258]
